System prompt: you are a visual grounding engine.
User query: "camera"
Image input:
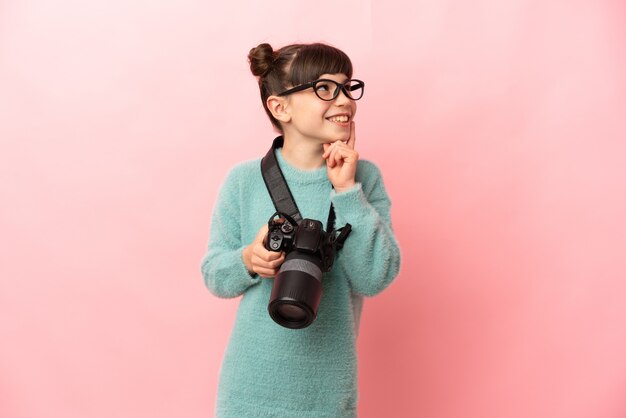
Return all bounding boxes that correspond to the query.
[263,212,351,329]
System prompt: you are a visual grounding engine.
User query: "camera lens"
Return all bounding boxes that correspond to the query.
[267,252,323,329]
[276,304,307,322]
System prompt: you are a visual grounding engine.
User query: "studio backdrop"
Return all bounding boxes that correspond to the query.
[1,1,625,417]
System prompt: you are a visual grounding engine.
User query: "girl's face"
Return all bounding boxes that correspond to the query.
[284,73,357,144]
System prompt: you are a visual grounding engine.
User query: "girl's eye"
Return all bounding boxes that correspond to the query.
[316,83,331,92]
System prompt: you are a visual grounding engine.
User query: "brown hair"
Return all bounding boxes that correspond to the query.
[248,42,353,131]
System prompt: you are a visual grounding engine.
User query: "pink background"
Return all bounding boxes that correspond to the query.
[1,1,626,417]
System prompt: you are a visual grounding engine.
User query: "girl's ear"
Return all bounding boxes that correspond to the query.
[266,96,291,124]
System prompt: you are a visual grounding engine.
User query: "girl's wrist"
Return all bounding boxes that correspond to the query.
[334,181,356,193]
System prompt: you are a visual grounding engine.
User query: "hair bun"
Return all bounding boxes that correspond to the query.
[248,43,275,77]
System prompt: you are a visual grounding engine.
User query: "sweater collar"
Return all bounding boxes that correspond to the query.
[275,147,329,185]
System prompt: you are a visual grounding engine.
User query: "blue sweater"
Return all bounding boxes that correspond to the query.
[201,147,401,417]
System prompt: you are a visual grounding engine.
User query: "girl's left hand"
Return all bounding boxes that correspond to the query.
[322,121,359,192]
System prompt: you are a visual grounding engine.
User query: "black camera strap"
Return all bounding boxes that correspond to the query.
[261,136,349,244]
[261,136,304,225]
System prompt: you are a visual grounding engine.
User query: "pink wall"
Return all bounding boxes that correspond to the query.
[1,1,625,417]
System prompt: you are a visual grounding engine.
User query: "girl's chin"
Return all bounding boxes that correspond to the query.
[325,131,350,143]
[314,128,349,143]
[320,137,348,144]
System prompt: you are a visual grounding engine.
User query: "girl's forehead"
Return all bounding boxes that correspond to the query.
[318,73,349,82]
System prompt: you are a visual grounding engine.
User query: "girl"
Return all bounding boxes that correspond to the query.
[201,42,400,418]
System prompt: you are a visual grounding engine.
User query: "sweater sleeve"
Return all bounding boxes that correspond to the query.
[201,167,261,298]
[330,162,401,296]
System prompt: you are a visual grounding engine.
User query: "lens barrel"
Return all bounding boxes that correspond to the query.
[268,252,323,329]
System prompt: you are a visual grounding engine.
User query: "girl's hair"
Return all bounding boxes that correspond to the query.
[248,42,353,131]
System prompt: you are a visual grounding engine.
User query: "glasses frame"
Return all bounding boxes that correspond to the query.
[276,78,365,101]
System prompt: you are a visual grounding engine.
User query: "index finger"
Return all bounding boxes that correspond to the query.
[347,121,356,149]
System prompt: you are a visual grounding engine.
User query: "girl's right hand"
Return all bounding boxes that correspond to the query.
[242,224,285,278]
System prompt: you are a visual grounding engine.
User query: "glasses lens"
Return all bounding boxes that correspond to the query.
[344,80,364,100]
[312,79,365,101]
[313,80,338,101]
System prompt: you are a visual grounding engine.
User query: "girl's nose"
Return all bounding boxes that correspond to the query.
[334,88,351,105]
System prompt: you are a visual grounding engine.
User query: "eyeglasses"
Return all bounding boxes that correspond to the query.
[277,79,365,101]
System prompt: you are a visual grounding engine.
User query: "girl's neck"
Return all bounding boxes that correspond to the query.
[280,134,325,170]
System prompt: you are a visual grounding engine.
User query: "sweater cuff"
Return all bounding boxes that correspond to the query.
[330,183,370,219]
[236,246,262,282]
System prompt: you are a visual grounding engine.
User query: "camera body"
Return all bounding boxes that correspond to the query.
[263,213,350,329]
[265,216,336,273]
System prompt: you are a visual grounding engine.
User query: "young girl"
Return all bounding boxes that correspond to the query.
[201,42,400,418]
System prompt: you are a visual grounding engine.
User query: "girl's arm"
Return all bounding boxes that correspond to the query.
[330,161,401,296]
[201,168,261,298]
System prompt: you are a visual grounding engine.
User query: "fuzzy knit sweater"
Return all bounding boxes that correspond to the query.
[201,146,401,418]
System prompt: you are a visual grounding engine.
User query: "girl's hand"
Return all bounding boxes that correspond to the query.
[242,224,285,278]
[322,122,359,192]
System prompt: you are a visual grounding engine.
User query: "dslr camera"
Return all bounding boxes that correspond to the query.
[263,212,351,329]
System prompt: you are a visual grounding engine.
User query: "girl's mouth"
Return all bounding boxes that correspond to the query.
[327,115,350,124]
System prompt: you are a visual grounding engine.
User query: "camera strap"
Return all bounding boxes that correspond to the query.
[261,136,304,225]
[261,136,347,240]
